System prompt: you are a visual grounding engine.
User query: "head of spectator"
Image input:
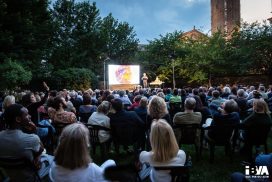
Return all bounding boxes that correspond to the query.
[253,99,270,115]
[253,90,262,99]
[166,88,171,95]
[173,89,178,96]
[231,86,238,96]
[53,96,67,111]
[259,85,266,93]
[184,97,196,111]
[111,98,123,113]
[3,104,31,129]
[222,100,239,114]
[83,92,92,105]
[139,97,148,108]
[148,96,168,119]
[54,123,91,170]
[207,87,214,97]
[249,86,255,92]
[180,89,187,97]
[150,119,179,162]
[69,91,77,100]
[133,95,142,103]
[2,95,15,112]
[119,90,125,97]
[212,90,220,99]
[34,92,41,102]
[237,89,245,98]
[97,101,111,115]
[106,94,115,102]
[22,92,36,106]
[192,88,199,96]
[223,86,231,95]
[157,92,165,100]
[49,90,58,98]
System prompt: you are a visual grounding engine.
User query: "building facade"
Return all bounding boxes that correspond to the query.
[211,0,240,35]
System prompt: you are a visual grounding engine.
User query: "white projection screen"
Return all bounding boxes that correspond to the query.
[108,65,140,85]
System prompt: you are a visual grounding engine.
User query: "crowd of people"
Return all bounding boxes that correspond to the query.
[0,82,271,182]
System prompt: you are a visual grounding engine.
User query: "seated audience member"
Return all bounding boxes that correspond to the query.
[221,86,231,99]
[79,92,97,123]
[259,85,268,101]
[127,95,142,111]
[49,96,77,124]
[139,119,186,182]
[0,104,53,181]
[169,89,181,104]
[208,90,225,108]
[147,96,172,130]
[49,123,115,182]
[0,95,16,130]
[69,91,82,116]
[247,90,262,110]
[109,98,145,150]
[88,101,111,143]
[165,88,172,102]
[1,95,15,113]
[173,97,202,146]
[240,99,272,152]
[22,82,49,125]
[134,97,148,123]
[207,100,240,140]
[119,90,132,106]
[231,153,272,182]
[235,89,249,119]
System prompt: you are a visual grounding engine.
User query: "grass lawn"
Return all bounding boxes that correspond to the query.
[92,132,272,182]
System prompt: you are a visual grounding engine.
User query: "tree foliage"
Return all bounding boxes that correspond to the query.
[0,59,32,89]
[52,68,97,90]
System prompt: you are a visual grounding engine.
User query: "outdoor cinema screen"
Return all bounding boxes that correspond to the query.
[108,65,140,85]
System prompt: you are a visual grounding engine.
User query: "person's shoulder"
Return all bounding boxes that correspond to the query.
[177,150,186,157]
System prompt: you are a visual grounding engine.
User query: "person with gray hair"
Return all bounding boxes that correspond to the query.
[88,101,111,143]
[173,97,202,146]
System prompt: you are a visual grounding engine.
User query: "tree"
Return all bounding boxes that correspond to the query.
[0,59,32,89]
[0,0,53,71]
[52,68,97,90]
[99,14,139,64]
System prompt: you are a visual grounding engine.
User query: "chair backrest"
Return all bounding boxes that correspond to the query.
[153,165,190,182]
[84,124,110,144]
[0,157,40,182]
[244,124,271,145]
[207,124,237,145]
[169,102,182,114]
[174,124,200,144]
[104,164,140,182]
[111,122,144,146]
[52,122,71,136]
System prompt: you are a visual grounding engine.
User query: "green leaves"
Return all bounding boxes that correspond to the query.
[0,59,32,89]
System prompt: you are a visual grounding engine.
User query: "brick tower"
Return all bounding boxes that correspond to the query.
[211,0,240,35]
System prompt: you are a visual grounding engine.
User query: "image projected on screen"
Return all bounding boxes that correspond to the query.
[108,65,140,85]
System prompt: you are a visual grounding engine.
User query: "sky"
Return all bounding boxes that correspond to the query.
[77,0,272,44]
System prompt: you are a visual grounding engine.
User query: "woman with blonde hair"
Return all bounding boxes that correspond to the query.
[139,119,186,182]
[147,96,172,130]
[49,123,115,182]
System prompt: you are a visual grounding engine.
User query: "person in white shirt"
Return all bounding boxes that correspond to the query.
[139,119,186,182]
[49,123,115,182]
[88,101,111,143]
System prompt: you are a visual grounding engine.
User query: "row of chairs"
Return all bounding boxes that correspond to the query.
[174,123,270,163]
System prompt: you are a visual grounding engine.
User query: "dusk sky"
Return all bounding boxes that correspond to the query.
[60,0,272,44]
